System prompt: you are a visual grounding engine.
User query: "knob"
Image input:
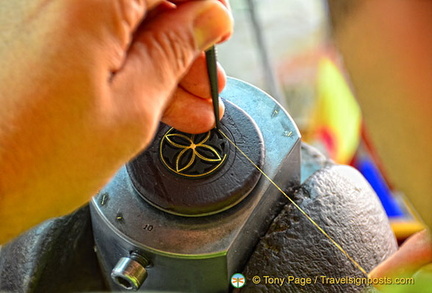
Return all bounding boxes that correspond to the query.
[111,253,150,291]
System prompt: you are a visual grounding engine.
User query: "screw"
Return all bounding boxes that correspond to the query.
[111,252,150,291]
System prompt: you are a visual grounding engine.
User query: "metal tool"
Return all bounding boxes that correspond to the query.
[90,78,301,292]
[205,46,220,129]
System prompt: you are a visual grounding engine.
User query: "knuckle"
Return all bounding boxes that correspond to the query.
[151,29,196,74]
[116,0,146,30]
[141,28,197,82]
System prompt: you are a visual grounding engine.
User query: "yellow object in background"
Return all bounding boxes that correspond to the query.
[391,220,426,244]
[306,57,362,164]
[306,57,424,243]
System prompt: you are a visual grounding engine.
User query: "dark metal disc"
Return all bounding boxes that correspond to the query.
[159,127,229,179]
[127,100,264,217]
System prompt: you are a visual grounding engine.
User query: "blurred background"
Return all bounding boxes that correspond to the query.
[217,0,427,244]
[219,0,327,130]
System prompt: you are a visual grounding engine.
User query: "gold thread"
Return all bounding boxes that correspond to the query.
[219,129,368,277]
[160,128,227,178]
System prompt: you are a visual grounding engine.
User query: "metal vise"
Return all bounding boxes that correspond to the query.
[0,78,397,293]
[90,78,301,292]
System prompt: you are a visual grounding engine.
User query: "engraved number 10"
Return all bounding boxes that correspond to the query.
[143,224,154,232]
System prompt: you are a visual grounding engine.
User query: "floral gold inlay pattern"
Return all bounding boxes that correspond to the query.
[159,128,228,178]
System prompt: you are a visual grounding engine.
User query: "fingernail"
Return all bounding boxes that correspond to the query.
[368,268,377,279]
[218,97,225,119]
[193,2,233,51]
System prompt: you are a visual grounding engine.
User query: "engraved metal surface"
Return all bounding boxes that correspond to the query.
[90,78,302,292]
[127,100,265,217]
[159,129,228,178]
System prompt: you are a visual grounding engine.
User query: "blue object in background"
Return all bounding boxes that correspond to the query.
[355,157,404,218]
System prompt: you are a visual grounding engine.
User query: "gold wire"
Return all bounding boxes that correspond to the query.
[219,129,368,277]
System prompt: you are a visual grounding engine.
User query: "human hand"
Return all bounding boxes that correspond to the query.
[0,0,233,243]
[369,229,432,290]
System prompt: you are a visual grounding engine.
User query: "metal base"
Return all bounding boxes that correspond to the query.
[90,78,301,292]
[0,144,397,293]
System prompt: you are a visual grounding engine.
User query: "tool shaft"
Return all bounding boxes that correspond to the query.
[205,46,220,129]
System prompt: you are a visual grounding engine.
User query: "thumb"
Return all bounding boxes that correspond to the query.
[111,0,232,142]
[369,229,432,288]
